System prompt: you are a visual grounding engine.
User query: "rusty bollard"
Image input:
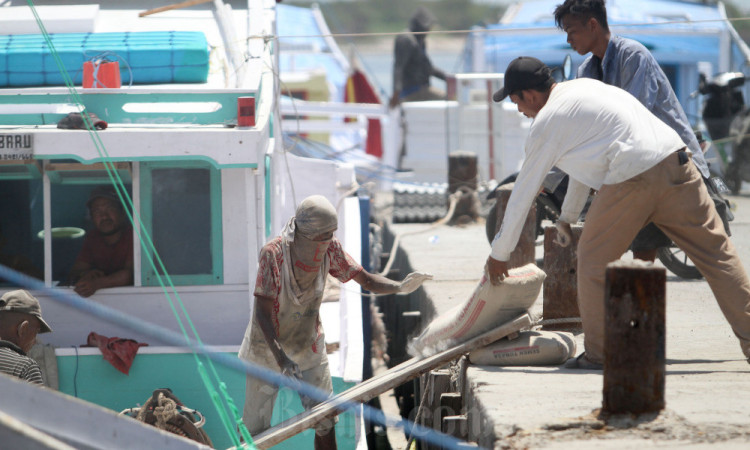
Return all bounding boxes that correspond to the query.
[542,224,583,330]
[602,261,666,415]
[448,151,480,224]
[493,183,536,269]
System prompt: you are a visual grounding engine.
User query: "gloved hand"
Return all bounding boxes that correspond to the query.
[554,221,573,247]
[398,272,433,294]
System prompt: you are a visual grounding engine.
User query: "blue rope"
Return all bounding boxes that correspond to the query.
[0,264,475,450]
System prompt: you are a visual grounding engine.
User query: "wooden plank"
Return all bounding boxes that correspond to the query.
[138,0,212,17]
[252,313,532,449]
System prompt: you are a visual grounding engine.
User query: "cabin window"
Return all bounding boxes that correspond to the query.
[0,160,135,288]
[140,161,223,286]
[0,176,44,287]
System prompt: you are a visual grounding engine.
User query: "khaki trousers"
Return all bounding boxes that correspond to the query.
[577,151,750,363]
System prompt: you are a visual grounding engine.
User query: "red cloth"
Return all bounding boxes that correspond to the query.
[86,332,148,375]
[344,69,383,158]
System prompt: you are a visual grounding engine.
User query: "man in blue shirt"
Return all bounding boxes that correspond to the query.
[553,0,718,263]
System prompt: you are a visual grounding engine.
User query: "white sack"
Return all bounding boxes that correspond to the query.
[409,264,545,357]
[468,330,576,366]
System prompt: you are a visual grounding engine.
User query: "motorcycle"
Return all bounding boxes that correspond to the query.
[699,71,750,194]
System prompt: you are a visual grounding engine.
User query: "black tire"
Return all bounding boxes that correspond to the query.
[725,163,742,195]
[485,202,498,244]
[656,246,703,279]
[485,192,561,244]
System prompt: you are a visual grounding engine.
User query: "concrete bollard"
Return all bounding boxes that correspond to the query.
[448,151,480,223]
[602,261,666,415]
[542,224,584,330]
[492,183,536,269]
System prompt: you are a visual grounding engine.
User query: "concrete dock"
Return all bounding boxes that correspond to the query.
[378,194,750,449]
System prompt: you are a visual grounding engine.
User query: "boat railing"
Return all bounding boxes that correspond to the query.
[0,87,260,127]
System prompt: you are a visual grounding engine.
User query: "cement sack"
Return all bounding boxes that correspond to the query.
[409,264,545,357]
[468,330,576,366]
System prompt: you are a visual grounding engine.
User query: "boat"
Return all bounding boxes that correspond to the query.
[0,0,371,448]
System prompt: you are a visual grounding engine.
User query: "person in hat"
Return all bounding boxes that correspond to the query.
[485,56,750,369]
[0,289,52,385]
[388,7,449,109]
[68,186,133,297]
[239,195,432,449]
[552,0,731,264]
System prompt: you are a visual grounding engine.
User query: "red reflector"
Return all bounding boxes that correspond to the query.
[238,97,256,127]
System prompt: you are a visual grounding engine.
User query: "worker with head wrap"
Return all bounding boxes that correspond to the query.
[239,195,431,449]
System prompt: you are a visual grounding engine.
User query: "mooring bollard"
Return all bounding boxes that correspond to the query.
[602,260,666,415]
[542,224,583,330]
[493,183,536,269]
[448,151,480,223]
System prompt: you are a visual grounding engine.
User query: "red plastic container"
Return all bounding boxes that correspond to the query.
[83,60,122,88]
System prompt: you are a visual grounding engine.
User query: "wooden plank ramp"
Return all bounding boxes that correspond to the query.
[253,313,533,448]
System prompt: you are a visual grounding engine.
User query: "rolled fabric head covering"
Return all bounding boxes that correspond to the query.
[278,196,339,304]
[294,195,338,238]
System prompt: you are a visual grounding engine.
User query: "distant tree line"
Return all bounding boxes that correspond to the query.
[724,2,750,44]
[285,0,749,46]
[301,0,505,38]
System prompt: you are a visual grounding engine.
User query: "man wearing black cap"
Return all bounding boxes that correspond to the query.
[0,289,52,385]
[68,186,133,297]
[485,57,750,369]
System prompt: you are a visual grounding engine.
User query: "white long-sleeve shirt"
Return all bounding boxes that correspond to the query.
[490,78,685,261]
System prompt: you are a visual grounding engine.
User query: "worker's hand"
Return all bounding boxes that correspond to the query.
[554,221,573,248]
[398,272,433,294]
[388,93,401,109]
[78,269,104,283]
[74,277,102,298]
[485,257,509,286]
[279,357,302,381]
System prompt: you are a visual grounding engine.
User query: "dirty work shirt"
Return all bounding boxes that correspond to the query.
[490,78,684,261]
[74,226,133,275]
[577,34,709,178]
[0,340,44,385]
[238,236,362,371]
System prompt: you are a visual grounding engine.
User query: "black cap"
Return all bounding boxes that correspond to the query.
[493,57,554,102]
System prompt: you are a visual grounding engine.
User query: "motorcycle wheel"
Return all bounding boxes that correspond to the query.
[485,191,561,244]
[656,246,703,279]
[725,163,742,195]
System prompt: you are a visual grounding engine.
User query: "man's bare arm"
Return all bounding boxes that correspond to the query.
[352,270,432,295]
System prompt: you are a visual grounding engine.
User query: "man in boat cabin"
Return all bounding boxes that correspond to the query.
[485,56,750,369]
[552,0,732,263]
[68,186,133,297]
[0,289,52,385]
[239,195,432,449]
